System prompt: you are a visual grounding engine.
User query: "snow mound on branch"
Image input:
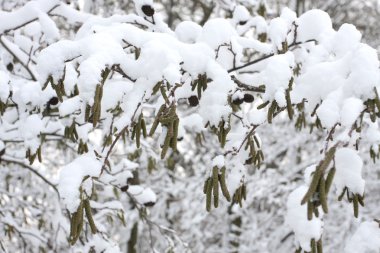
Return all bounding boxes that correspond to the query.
[175,21,202,43]
[200,18,237,49]
[334,148,365,195]
[297,10,332,42]
[58,154,102,212]
[286,186,323,252]
[268,17,288,50]
[233,5,250,23]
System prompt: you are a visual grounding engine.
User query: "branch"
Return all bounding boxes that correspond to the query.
[1,156,59,195]
[0,36,37,81]
[228,39,318,73]
[0,3,60,34]
[231,75,265,93]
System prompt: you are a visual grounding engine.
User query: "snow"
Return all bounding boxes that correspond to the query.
[0,71,10,101]
[200,18,238,49]
[297,10,333,42]
[345,221,380,253]
[286,186,323,252]
[268,17,288,50]
[212,155,225,168]
[0,0,60,34]
[18,115,43,141]
[334,148,365,195]
[2,1,380,252]
[181,114,204,133]
[340,97,364,127]
[261,52,294,102]
[128,185,157,205]
[330,24,361,57]
[58,154,102,212]
[59,96,82,117]
[38,12,60,43]
[233,5,250,23]
[316,98,340,128]
[175,21,202,43]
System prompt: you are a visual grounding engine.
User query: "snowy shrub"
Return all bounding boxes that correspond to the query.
[0,0,379,252]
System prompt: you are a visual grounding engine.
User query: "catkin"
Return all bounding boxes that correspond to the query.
[317,239,323,253]
[84,199,97,234]
[324,168,335,194]
[319,177,328,213]
[219,167,231,201]
[307,201,314,221]
[161,133,171,159]
[206,178,213,212]
[213,167,219,208]
[353,194,359,218]
[301,147,336,205]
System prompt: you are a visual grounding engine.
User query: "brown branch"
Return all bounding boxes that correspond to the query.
[1,156,59,195]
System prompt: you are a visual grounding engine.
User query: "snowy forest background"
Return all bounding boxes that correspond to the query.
[0,0,380,252]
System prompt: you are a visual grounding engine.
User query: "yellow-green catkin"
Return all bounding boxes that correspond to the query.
[219,167,231,201]
[84,199,97,234]
[213,166,219,208]
[319,177,328,213]
[206,178,213,212]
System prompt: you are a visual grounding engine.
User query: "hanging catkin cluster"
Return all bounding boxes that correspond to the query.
[69,194,97,245]
[131,113,148,148]
[244,133,264,167]
[203,166,231,211]
[149,103,179,159]
[295,238,323,253]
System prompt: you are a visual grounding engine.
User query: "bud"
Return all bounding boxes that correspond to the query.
[48,97,59,106]
[188,95,199,107]
[141,5,155,17]
[243,94,254,103]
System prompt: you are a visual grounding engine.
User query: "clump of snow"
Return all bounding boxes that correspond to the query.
[0,71,10,101]
[280,7,297,27]
[58,154,102,212]
[330,24,361,58]
[261,52,294,102]
[268,17,288,50]
[233,5,250,23]
[18,114,43,141]
[334,148,365,195]
[316,98,340,128]
[59,96,82,117]
[286,186,323,252]
[297,10,332,42]
[344,221,380,253]
[38,12,60,43]
[340,97,364,127]
[304,164,317,186]
[175,21,202,43]
[181,114,204,133]
[128,185,157,205]
[199,18,237,49]
[212,155,225,168]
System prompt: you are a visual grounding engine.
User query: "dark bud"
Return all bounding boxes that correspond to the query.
[188,95,199,107]
[48,97,59,106]
[0,148,5,157]
[232,97,244,105]
[243,94,254,103]
[141,5,155,17]
[177,137,184,141]
[144,201,156,207]
[6,63,13,72]
[239,21,247,26]
[245,157,253,165]
[120,185,129,192]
